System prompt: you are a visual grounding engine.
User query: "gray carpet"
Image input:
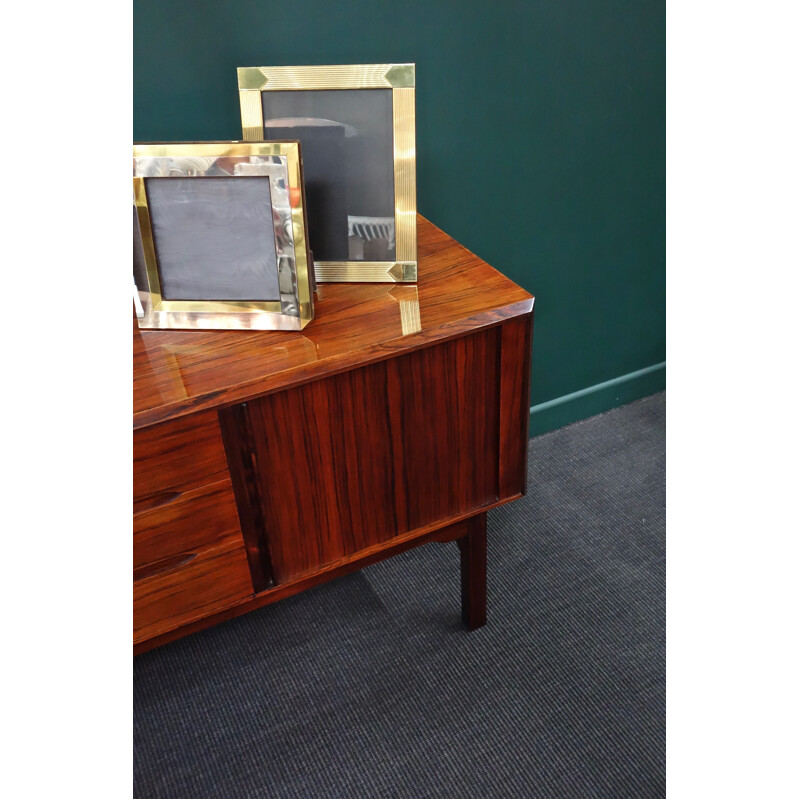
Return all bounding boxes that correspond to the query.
[134,392,666,799]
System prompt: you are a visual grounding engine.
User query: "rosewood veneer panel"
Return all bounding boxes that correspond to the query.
[236,328,500,583]
[133,410,229,511]
[133,479,243,568]
[499,314,534,498]
[133,537,253,643]
[386,328,500,532]
[133,480,253,642]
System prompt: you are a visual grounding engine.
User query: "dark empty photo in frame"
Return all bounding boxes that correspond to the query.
[146,176,280,301]
[260,89,395,262]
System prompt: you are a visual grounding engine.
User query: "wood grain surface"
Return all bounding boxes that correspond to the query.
[133,479,253,642]
[134,215,533,429]
[133,536,253,644]
[133,479,243,568]
[133,410,229,511]
[234,327,500,583]
[499,314,534,498]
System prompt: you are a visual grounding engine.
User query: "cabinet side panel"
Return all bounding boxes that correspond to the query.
[499,313,534,498]
[245,328,501,582]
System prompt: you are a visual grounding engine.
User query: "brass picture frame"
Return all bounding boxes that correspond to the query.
[237,63,417,283]
[133,141,314,331]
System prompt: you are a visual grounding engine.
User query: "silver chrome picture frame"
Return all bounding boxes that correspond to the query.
[133,141,314,331]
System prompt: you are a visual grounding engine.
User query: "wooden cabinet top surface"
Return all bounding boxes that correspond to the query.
[134,215,534,430]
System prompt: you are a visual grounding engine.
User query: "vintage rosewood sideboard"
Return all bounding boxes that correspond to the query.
[133,216,534,654]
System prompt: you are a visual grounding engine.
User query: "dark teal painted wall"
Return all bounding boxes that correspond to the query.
[134,0,665,435]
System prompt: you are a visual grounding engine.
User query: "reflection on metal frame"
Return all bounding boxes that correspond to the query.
[237,63,417,284]
[133,142,314,331]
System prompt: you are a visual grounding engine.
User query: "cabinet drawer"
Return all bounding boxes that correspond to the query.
[134,479,244,568]
[133,479,253,642]
[133,410,229,511]
[133,536,253,642]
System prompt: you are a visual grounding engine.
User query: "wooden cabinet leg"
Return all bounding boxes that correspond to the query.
[459,513,487,630]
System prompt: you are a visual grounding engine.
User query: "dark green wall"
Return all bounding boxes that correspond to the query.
[134,0,665,435]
